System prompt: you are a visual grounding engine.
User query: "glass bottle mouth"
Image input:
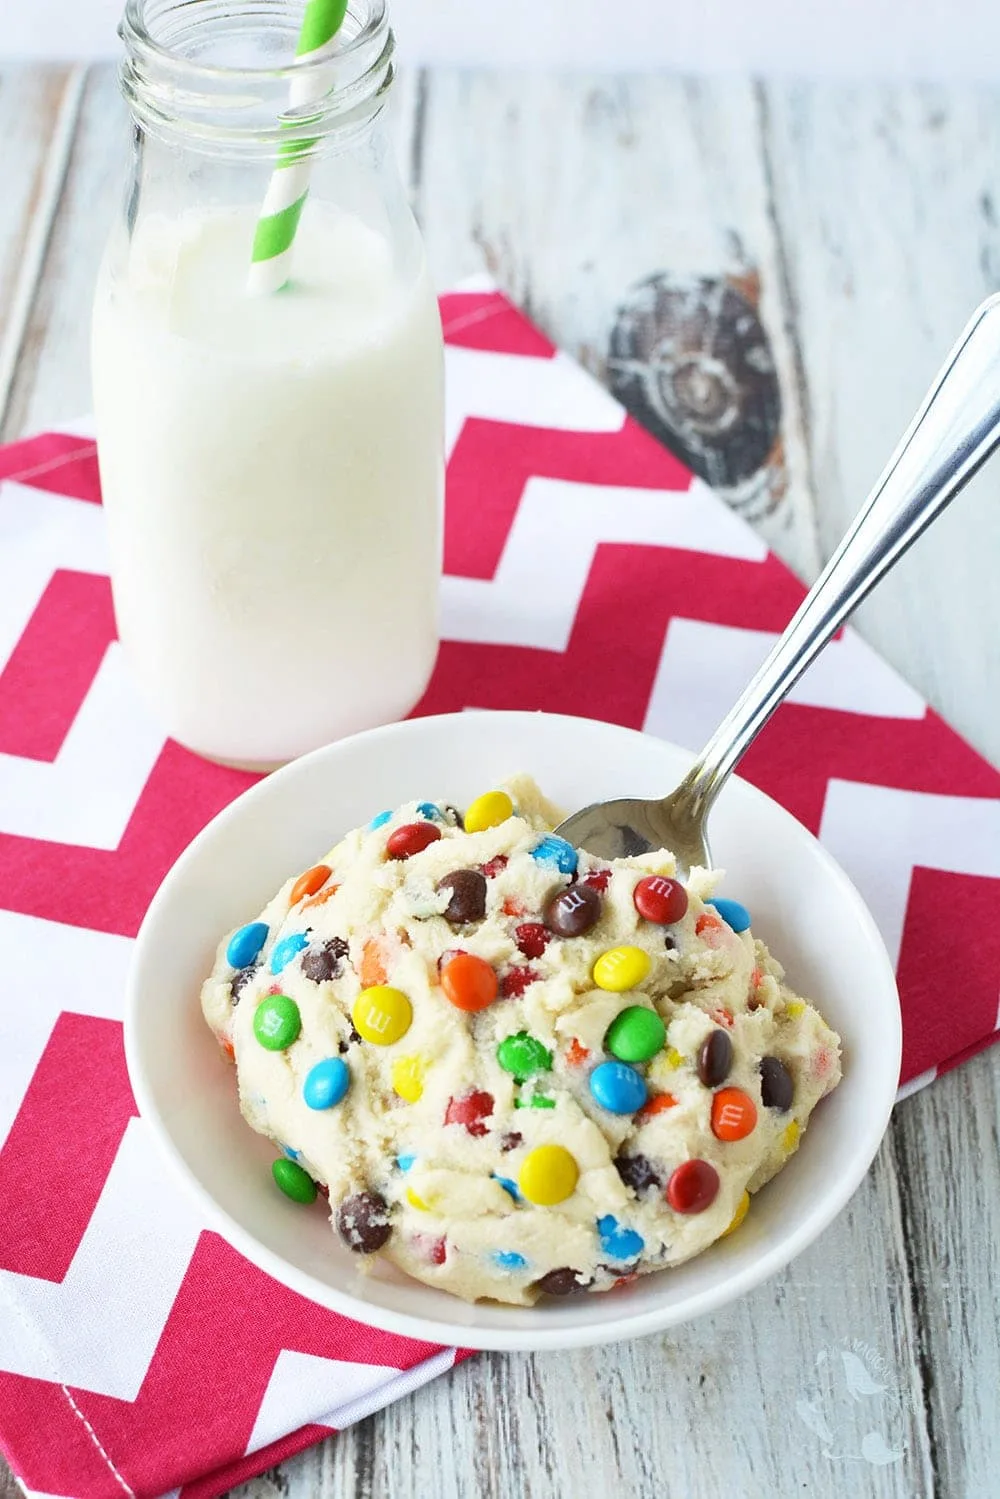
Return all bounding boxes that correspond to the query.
[120,0,394,154]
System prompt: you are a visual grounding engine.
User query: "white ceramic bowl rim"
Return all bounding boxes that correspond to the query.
[125,711,901,1351]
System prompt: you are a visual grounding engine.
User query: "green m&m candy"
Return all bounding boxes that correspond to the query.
[253,994,301,1051]
[497,1031,553,1083]
[272,1157,318,1204]
[605,1005,666,1063]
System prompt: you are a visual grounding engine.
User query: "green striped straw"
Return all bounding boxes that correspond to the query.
[247,0,349,295]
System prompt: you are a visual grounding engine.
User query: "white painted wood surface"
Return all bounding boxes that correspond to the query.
[1,62,998,1499]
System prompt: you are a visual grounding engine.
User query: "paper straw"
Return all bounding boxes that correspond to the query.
[248,0,349,295]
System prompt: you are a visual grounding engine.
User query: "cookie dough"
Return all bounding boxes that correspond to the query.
[201,776,842,1305]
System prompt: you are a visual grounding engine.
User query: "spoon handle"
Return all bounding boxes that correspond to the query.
[673,291,1000,821]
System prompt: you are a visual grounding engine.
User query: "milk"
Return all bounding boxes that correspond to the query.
[92,206,444,768]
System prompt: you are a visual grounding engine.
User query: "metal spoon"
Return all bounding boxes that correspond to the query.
[556,293,1000,872]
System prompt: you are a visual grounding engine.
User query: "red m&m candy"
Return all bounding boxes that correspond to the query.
[444,1089,494,1136]
[666,1159,720,1213]
[633,876,688,925]
[514,922,551,959]
[386,822,442,860]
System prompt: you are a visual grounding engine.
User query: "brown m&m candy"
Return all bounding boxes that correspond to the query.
[533,1267,591,1296]
[614,1151,663,1195]
[544,882,602,938]
[336,1190,392,1253]
[697,1029,733,1087]
[760,1055,794,1111]
[301,936,349,983]
[439,869,487,924]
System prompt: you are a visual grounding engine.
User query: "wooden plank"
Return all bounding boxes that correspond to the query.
[891,1054,1000,1493]
[758,79,1000,768]
[1,62,122,441]
[0,64,85,428]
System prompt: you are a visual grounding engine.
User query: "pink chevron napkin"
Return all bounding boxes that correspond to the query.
[1,288,999,1499]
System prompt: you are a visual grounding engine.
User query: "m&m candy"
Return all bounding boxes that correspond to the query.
[464,790,514,833]
[352,986,413,1045]
[710,1088,757,1141]
[529,836,578,876]
[397,1152,417,1172]
[697,1029,733,1087]
[592,945,651,993]
[545,883,602,937]
[633,876,688,925]
[444,1089,494,1135]
[416,801,443,820]
[226,921,268,970]
[707,897,752,933]
[440,953,498,1012]
[391,1054,426,1102]
[497,1032,552,1082]
[387,822,442,859]
[272,1157,317,1204]
[494,1250,527,1270]
[720,1190,751,1238]
[303,1056,350,1110]
[597,1214,644,1261]
[589,1060,647,1114]
[253,994,301,1051]
[605,1005,665,1063]
[493,1173,521,1201]
[289,865,331,904]
[518,1145,579,1205]
[759,1055,794,1111]
[270,932,309,974]
[515,922,551,959]
[666,1159,720,1214]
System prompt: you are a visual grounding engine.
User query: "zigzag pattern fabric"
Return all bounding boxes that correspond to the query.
[0,289,998,1496]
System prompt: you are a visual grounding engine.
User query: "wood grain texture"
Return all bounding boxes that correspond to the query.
[0,63,121,441]
[0,63,84,428]
[759,80,1000,768]
[0,62,998,1499]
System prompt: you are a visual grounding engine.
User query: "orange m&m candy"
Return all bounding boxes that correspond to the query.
[710,1087,758,1141]
[638,1092,677,1119]
[440,953,498,1012]
[290,864,332,904]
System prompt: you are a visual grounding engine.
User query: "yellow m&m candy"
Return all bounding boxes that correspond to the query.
[406,1186,432,1212]
[720,1189,751,1239]
[781,1119,801,1155]
[464,790,514,834]
[592,945,651,993]
[392,1054,426,1103]
[518,1145,579,1205]
[352,986,412,1046]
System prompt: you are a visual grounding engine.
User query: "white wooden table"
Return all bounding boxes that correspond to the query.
[2,62,999,1499]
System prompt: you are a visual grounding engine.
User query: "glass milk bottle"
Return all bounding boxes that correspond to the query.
[92,0,444,770]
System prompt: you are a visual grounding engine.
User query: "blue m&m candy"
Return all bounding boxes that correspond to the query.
[226,921,268,970]
[493,1173,521,1202]
[707,898,751,933]
[369,809,392,830]
[589,1060,647,1114]
[303,1057,350,1110]
[397,1152,417,1172]
[530,836,578,877]
[495,1250,527,1270]
[270,932,309,974]
[597,1214,644,1262]
[416,801,442,820]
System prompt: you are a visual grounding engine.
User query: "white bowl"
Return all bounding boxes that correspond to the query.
[125,711,900,1351]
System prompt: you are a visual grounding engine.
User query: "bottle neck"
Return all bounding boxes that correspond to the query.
[119,0,394,158]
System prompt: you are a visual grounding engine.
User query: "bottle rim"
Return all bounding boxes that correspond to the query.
[119,0,394,151]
